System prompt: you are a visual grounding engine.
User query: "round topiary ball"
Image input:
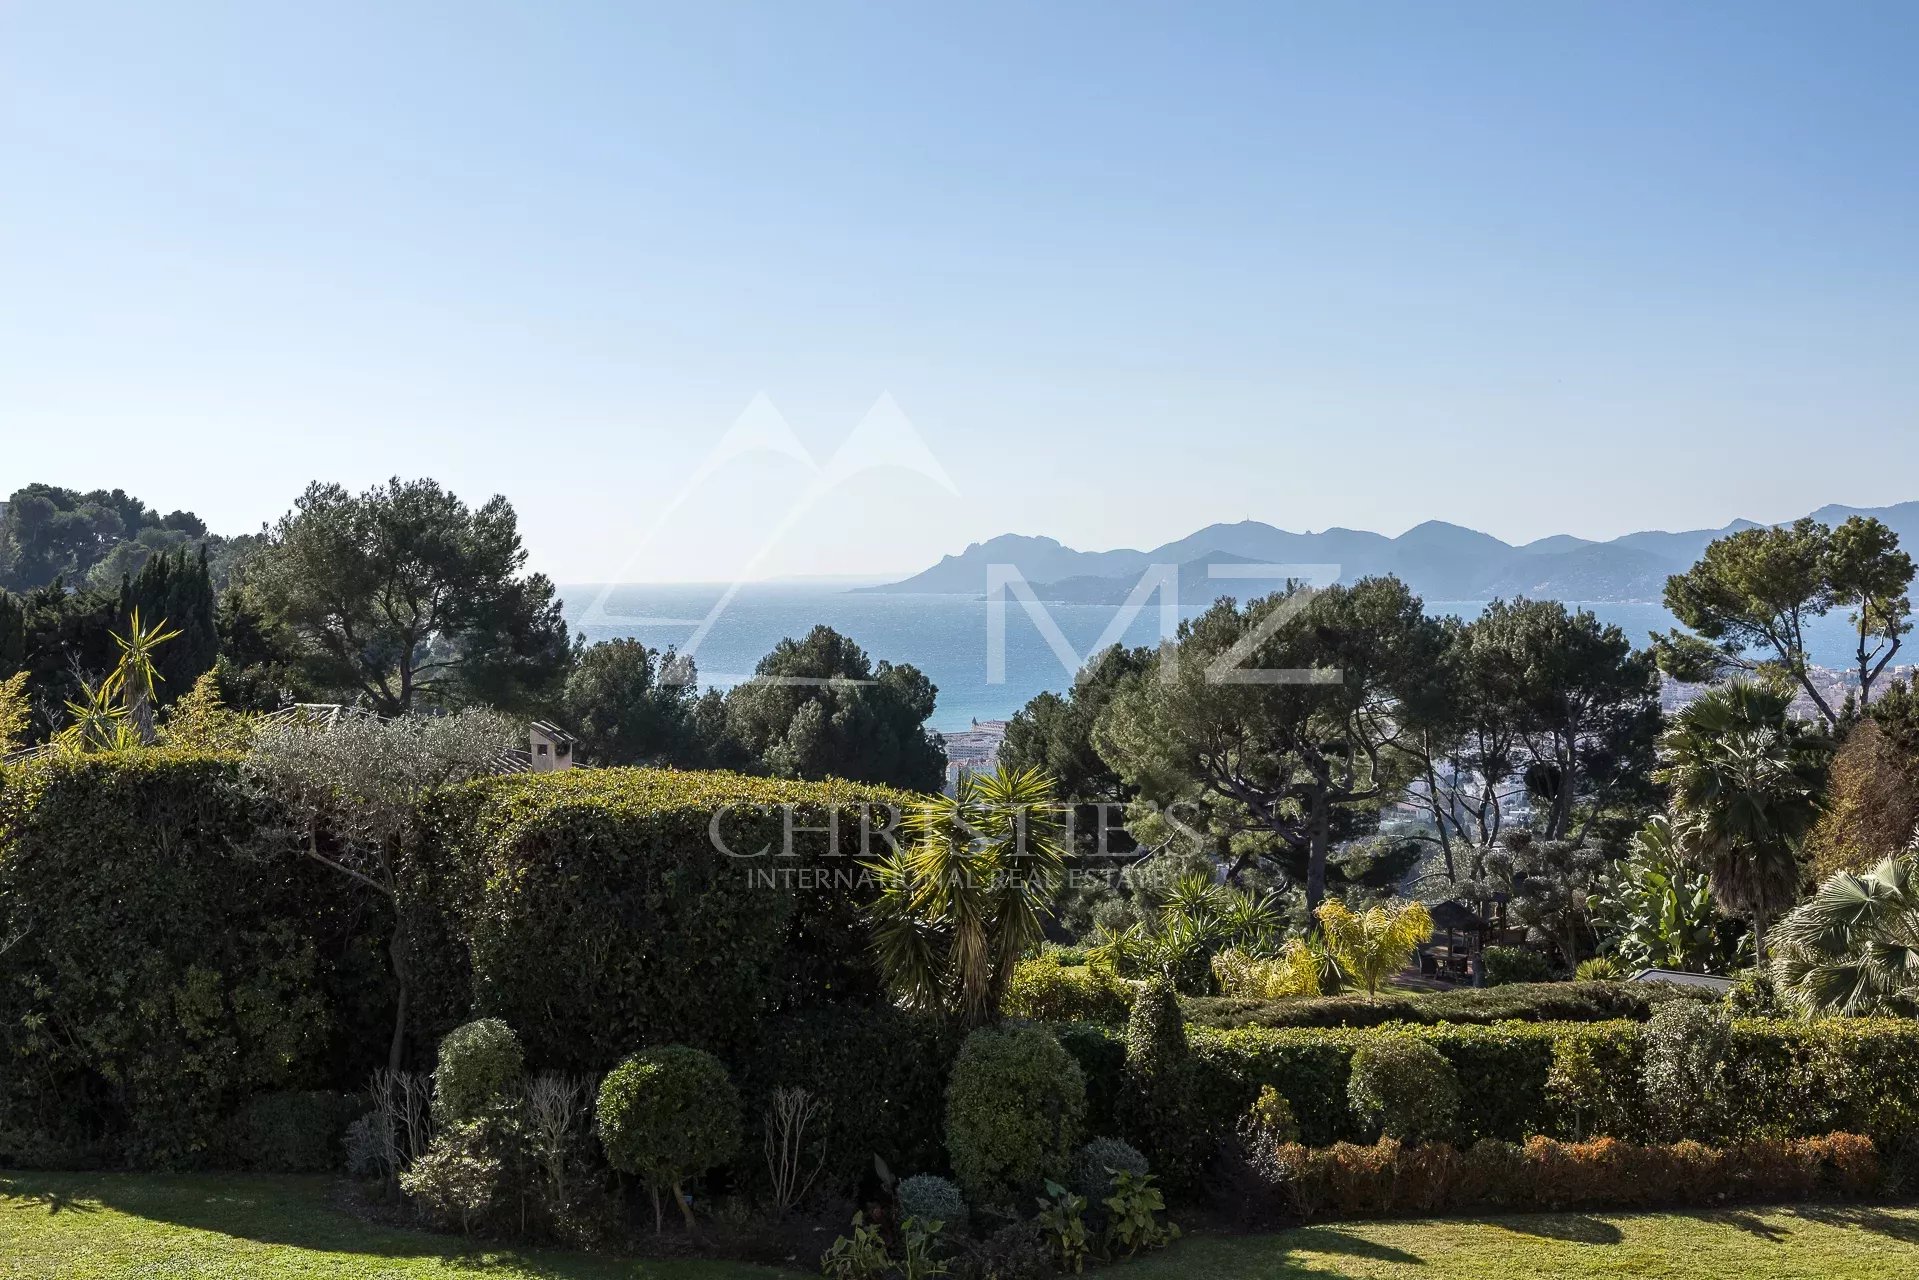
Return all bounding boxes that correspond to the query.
[945,1025,1086,1205]
[596,1045,742,1198]
[897,1172,968,1227]
[433,1018,525,1123]
[1347,1034,1460,1144]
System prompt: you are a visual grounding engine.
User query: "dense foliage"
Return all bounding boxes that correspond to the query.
[0,752,382,1167]
[945,1025,1087,1204]
[595,1045,742,1232]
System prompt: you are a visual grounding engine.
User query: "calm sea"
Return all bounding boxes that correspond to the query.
[561,583,1873,734]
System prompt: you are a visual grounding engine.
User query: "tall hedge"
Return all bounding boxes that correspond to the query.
[0,752,383,1167]
[413,768,917,1070]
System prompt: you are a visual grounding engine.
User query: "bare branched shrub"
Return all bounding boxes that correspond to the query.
[763,1085,830,1216]
[365,1067,433,1183]
[525,1072,594,1211]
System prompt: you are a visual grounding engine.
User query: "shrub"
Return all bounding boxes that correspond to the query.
[596,1045,742,1232]
[1183,980,1714,1031]
[1347,1036,1460,1143]
[416,769,915,1069]
[1004,959,1134,1023]
[1574,956,1624,982]
[897,1172,967,1228]
[400,1114,520,1236]
[229,1091,364,1173]
[1067,1136,1149,1200]
[1484,945,1555,986]
[0,752,361,1167]
[433,1019,525,1123]
[945,1025,1087,1205]
[1119,978,1209,1190]
[1245,1086,1301,1146]
[1642,1001,1734,1142]
[1726,968,1785,1017]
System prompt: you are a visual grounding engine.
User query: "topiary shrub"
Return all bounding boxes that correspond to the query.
[1483,945,1555,987]
[433,1019,525,1123]
[1347,1034,1460,1143]
[596,1045,742,1232]
[897,1172,968,1227]
[228,1091,364,1173]
[945,1025,1086,1206]
[1119,978,1210,1189]
[399,1115,520,1236]
[1067,1136,1150,1200]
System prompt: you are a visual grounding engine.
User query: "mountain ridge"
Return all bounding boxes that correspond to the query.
[860,501,1919,604]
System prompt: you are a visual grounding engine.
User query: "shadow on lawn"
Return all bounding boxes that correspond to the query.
[1282,1225,1425,1265]
[0,1173,608,1277]
[1482,1212,1624,1245]
[1788,1203,1919,1246]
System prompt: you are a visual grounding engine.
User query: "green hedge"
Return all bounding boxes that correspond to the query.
[1003,960,1134,1024]
[415,768,918,1071]
[0,752,380,1168]
[737,1005,955,1189]
[1063,1017,1919,1154]
[1184,980,1717,1032]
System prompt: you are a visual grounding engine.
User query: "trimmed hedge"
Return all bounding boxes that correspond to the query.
[414,768,918,1070]
[0,752,381,1168]
[737,1005,955,1190]
[1004,959,1134,1024]
[1258,1132,1880,1222]
[1184,980,1717,1032]
[1061,1016,1919,1154]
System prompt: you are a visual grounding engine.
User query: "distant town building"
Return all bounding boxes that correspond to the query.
[940,718,1008,794]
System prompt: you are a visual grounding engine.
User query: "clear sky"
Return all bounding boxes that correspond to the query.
[3,2,1916,583]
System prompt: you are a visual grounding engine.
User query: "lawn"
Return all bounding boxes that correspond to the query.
[5,1171,1918,1280]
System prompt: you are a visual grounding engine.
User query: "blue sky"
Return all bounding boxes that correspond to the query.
[3,2,1915,582]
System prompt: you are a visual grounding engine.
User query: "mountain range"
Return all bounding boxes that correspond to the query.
[861,501,1919,605]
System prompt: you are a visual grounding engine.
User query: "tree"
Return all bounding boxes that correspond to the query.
[1772,853,1919,1016]
[724,625,944,792]
[1659,516,1914,728]
[1001,643,1154,812]
[1657,681,1831,958]
[559,638,718,767]
[1824,516,1913,713]
[247,478,570,716]
[243,710,521,1071]
[1470,831,1607,970]
[1096,578,1445,910]
[0,483,219,593]
[1315,899,1433,999]
[864,766,1068,1026]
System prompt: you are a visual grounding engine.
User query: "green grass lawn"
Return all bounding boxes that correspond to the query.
[6,1170,1918,1279]
[0,1171,787,1279]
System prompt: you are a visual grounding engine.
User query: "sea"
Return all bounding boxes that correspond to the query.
[561,583,1878,735]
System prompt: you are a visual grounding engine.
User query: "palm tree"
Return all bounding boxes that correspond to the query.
[1772,852,1919,1015]
[865,765,1068,1026]
[1315,898,1433,999]
[1656,682,1831,958]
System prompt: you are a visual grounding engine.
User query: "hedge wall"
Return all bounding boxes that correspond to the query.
[0,752,387,1168]
[1131,1017,1919,1152]
[1185,980,1719,1031]
[414,768,917,1072]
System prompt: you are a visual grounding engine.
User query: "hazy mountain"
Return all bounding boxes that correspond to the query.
[863,500,1919,605]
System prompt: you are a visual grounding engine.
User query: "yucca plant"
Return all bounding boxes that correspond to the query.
[102,608,183,744]
[865,765,1069,1026]
[1315,899,1433,999]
